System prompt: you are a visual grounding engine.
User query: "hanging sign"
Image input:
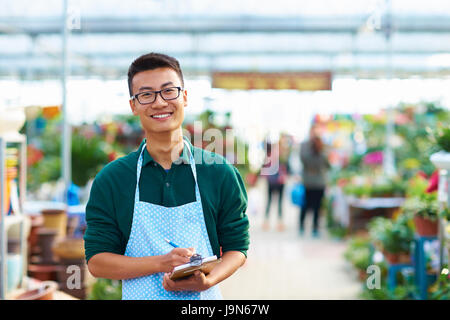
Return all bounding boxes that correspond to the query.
[212,72,332,91]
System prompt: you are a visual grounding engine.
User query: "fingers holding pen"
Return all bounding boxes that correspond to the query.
[160,247,195,272]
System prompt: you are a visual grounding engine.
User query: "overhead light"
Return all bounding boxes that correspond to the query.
[427,54,450,68]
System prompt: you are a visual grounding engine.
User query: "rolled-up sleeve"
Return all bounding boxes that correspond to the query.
[217,165,250,257]
[83,172,124,264]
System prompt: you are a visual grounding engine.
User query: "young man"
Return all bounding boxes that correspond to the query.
[84,52,249,300]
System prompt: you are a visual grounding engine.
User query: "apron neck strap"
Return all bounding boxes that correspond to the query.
[135,138,200,203]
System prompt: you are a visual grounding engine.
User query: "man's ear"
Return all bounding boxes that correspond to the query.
[183,89,188,107]
[129,98,138,115]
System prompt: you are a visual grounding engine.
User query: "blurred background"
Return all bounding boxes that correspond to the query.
[1,0,450,300]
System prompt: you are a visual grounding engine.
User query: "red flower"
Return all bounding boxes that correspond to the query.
[426,170,439,193]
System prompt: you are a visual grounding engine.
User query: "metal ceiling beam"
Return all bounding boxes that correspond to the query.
[1,14,450,35]
[2,49,450,59]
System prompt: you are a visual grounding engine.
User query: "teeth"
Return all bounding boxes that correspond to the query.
[152,113,171,119]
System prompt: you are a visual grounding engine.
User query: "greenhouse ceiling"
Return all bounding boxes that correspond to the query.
[1,0,450,79]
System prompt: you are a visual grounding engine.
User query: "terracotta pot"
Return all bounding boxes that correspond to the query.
[413,216,438,236]
[15,281,58,300]
[28,264,60,282]
[37,228,58,264]
[28,215,44,255]
[383,251,411,264]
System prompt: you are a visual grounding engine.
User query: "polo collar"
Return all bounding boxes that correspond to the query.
[140,138,192,167]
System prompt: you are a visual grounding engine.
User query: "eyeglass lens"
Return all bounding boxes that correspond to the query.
[137,87,180,104]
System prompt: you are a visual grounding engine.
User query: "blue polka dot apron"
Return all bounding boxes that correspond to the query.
[122,139,223,300]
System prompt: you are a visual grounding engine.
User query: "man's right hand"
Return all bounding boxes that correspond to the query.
[160,247,195,273]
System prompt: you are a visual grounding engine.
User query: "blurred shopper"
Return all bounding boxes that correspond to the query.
[262,142,289,231]
[299,124,330,237]
[84,52,249,300]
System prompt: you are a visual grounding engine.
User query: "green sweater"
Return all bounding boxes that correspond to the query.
[83,139,249,263]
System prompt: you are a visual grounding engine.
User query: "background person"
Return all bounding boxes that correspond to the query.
[262,142,289,232]
[299,124,330,237]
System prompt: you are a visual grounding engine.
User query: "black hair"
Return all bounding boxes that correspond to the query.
[127,52,184,97]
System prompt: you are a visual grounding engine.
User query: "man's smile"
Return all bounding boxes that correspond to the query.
[150,112,174,120]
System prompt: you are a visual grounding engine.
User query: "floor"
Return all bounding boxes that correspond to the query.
[219,178,362,300]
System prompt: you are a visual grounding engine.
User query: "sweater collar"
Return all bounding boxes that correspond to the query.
[140,137,192,167]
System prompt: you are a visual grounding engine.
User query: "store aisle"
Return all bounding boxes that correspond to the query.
[219,178,362,299]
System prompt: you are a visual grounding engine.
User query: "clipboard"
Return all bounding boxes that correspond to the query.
[169,255,222,281]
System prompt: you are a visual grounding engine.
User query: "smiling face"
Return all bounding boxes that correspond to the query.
[129,67,187,135]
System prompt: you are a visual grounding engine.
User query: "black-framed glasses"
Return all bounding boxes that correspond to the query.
[130,86,183,105]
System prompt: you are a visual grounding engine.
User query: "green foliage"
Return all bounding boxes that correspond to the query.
[71,132,109,187]
[361,282,416,300]
[343,237,373,270]
[394,113,440,178]
[368,215,414,254]
[405,175,429,198]
[436,128,450,152]
[401,193,440,221]
[27,117,112,190]
[28,155,62,192]
[440,207,450,220]
[343,184,371,198]
[429,267,450,300]
[27,117,63,191]
[343,178,406,198]
[88,279,122,300]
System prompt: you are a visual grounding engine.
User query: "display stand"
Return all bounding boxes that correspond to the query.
[346,196,405,233]
[386,263,413,293]
[0,133,28,300]
[412,235,438,300]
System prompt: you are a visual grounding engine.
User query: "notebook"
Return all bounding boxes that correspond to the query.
[169,255,222,281]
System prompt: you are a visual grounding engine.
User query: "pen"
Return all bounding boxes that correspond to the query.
[165,238,179,248]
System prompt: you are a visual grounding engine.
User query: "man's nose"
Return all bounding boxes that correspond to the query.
[152,92,169,108]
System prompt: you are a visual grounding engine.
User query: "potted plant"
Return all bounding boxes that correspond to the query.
[368,215,414,264]
[402,193,440,236]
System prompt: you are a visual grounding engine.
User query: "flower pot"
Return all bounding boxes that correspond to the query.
[15,281,58,300]
[413,216,438,236]
[37,228,58,264]
[52,237,85,261]
[41,208,68,239]
[27,264,60,282]
[383,251,411,264]
[28,215,44,256]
